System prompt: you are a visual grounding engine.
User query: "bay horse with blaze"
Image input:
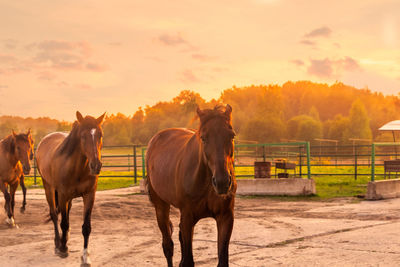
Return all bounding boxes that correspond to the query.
[146,104,236,267]
[36,112,104,266]
[0,130,34,227]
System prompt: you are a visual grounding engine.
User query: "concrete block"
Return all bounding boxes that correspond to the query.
[236,178,316,196]
[366,179,400,200]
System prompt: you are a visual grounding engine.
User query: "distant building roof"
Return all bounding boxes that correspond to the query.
[379,120,400,131]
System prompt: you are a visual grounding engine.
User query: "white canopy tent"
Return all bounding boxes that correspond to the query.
[379,120,400,142]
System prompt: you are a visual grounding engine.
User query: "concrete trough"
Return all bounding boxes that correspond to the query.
[236,178,316,196]
[366,178,400,200]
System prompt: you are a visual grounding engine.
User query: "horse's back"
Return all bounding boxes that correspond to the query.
[147,128,195,206]
[36,132,68,184]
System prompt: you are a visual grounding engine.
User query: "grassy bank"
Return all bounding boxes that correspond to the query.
[22,166,386,199]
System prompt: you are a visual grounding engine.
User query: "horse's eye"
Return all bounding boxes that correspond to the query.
[201,136,207,143]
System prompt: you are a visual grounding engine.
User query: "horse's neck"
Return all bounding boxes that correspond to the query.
[62,138,89,174]
[184,135,211,184]
[0,138,18,168]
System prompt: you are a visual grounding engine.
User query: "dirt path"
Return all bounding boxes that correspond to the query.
[1,187,400,266]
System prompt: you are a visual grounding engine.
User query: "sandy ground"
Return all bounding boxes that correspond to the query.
[1,187,400,267]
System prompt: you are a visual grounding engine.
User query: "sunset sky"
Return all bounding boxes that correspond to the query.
[0,0,399,121]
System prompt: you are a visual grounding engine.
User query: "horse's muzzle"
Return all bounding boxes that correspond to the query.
[212,175,232,195]
[23,165,31,175]
[89,160,102,175]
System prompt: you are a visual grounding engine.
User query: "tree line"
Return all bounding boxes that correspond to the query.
[1,81,399,146]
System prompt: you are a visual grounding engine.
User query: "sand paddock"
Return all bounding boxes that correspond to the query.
[1,187,400,266]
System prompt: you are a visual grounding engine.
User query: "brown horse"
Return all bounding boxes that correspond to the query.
[0,130,34,227]
[36,111,104,266]
[146,104,236,267]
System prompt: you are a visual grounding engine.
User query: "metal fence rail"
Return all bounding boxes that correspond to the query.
[26,143,400,185]
[28,145,146,185]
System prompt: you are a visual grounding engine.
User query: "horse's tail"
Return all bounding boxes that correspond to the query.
[145,175,154,203]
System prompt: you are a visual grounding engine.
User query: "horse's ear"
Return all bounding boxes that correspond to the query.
[12,129,17,138]
[27,128,31,136]
[76,111,84,123]
[96,112,106,125]
[225,104,232,118]
[196,106,204,118]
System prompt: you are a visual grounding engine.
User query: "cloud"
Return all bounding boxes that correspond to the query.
[340,56,361,71]
[191,53,217,62]
[37,71,57,81]
[0,85,8,89]
[291,59,304,66]
[31,40,91,56]
[308,58,333,78]
[0,54,31,74]
[307,56,362,78]
[25,40,106,72]
[300,40,316,46]
[304,26,332,38]
[86,63,107,72]
[180,69,200,83]
[3,39,18,49]
[76,83,94,91]
[158,33,188,46]
[0,54,18,64]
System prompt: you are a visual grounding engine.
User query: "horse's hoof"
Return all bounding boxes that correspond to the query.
[81,249,91,266]
[20,207,25,213]
[55,248,69,258]
[5,217,16,227]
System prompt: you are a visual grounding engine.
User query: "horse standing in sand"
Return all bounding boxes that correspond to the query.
[36,112,104,267]
[0,130,34,227]
[146,105,236,267]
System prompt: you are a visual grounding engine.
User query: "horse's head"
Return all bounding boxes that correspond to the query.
[13,129,34,175]
[76,111,105,175]
[197,104,235,195]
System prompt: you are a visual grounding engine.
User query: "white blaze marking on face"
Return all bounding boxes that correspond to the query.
[90,128,98,158]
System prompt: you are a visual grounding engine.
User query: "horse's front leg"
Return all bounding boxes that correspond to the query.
[81,190,95,267]
[179,212,195,267]
[57,194,70,258]
[0,182,13,226]
[216,210,234,267]
[19,174,27,213]
[8,181,19,228]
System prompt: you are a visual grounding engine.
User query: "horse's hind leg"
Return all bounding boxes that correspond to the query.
[149,184,174,267]
[81,190,95,267]
[19,174,27,213]
[43,180,61,251]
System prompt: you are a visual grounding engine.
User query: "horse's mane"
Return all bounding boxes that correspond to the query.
[1,135,16,154]
[198,105,231,131]
[58,121,80,156]
[1,133,30,154]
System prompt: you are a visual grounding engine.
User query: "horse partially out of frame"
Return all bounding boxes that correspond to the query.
[36,111,104,267]
[0,130,34,227]
[146,104,237,267]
